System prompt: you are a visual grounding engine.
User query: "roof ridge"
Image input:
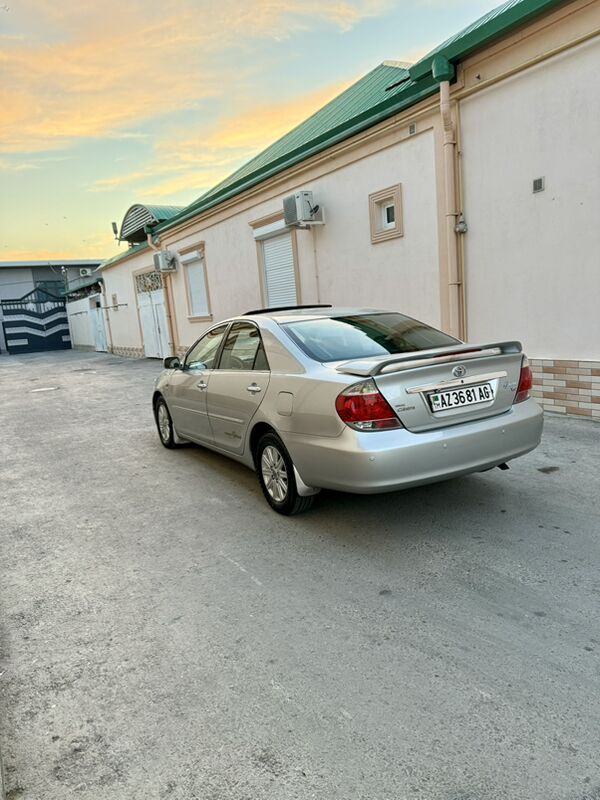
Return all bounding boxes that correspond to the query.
[382,60,413,69]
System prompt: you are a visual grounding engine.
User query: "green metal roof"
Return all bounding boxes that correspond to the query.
[99,241,149,271]
[194,62,414,207]
[142,0,565,240]
[410,0,565,80]
[154,63,437,234]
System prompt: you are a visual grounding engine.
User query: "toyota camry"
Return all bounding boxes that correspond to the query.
[153,305,543,514]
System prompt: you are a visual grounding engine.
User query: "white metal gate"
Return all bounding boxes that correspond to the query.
[91,307,107,352]
[135,272,170,359]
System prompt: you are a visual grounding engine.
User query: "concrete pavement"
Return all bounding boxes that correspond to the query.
[0,349,599,800]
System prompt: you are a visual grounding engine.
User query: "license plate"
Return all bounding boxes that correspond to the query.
[429,383,494,412]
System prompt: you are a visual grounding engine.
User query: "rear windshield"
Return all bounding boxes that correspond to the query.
[283,313,459,362]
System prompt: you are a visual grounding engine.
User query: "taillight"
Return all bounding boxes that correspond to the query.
[515,357,533,403]
[335,379,403,431]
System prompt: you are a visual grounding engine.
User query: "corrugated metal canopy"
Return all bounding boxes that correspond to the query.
[120,204,184,243]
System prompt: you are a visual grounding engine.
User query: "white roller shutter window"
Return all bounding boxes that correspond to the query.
[186,258,210,317]
[262,233,297,306]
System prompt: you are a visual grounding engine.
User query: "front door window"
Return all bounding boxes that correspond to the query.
[185,324,228,370]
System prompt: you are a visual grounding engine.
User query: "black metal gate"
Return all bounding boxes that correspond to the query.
[1,288,71,355]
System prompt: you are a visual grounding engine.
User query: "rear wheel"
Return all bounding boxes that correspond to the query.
[155,397,177,449]
[256,432,314,515]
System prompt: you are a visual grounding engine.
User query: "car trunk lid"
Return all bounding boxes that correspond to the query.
[335,341,524,432]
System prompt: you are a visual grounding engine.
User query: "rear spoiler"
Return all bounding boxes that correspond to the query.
[335,341,523,377]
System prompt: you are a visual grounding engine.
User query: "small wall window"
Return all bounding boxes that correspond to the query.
[382,203,396,229]
[369,184,403,243]
[181,249,211,320]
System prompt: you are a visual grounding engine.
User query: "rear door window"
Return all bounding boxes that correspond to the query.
[218,322,269,371]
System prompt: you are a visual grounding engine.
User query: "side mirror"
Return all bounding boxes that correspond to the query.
[163,356,181,370]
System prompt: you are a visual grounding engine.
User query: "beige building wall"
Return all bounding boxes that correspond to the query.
[163,127,440,352]
[460,35,600,360]
[102,258,147,356]
[458,22,600,418]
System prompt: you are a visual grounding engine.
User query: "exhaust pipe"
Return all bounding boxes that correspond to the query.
[497,462,510,471]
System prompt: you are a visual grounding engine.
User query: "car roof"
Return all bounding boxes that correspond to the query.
[241,307,387,324]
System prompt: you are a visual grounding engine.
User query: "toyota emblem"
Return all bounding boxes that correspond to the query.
[452,364,467,378]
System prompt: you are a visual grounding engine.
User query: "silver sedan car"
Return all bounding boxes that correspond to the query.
[153,306,543,514]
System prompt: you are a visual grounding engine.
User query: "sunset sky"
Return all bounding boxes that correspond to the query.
[1,0,499,261]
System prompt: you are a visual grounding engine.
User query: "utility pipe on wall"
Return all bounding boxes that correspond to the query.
[432,56,463,340]
[311,225,321,303]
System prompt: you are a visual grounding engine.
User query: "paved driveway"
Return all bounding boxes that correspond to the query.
[0,350,599,800]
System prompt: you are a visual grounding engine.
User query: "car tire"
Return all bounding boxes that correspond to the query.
[256,432,315,516]
[155,397,178,449]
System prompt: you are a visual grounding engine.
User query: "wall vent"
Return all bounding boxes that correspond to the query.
[532,177,545,193]
[408,122,417,136]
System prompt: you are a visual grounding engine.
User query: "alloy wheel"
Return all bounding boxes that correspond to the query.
[157,403,171,443]
[260,445,289,502]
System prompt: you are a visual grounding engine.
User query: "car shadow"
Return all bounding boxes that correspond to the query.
[174,438,529,548]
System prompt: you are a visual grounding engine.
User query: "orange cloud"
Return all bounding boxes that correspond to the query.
[0,0,390,260]
[1,0,388,154]
[88,79,352,200]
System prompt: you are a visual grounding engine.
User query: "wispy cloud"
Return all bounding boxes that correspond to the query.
[88,79,350,198]
[1,0,387,154]
[1,0,396,260]
[0,154,73,175]
[0,159,40,172]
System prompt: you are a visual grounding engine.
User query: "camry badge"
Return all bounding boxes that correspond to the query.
[452,364,467,378]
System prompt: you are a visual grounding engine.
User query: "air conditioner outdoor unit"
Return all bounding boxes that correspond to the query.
[79,268,92,277]
[153,250,178,272]
[283,191,324,227]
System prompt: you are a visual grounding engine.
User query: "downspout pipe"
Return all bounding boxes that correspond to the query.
[145,226,178,357]
[432,55,463,339]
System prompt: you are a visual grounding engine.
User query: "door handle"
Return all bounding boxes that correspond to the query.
[197,381,208,390]
[247,384,262,394]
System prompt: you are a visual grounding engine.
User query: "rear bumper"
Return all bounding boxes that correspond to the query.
[285,399,543,494]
